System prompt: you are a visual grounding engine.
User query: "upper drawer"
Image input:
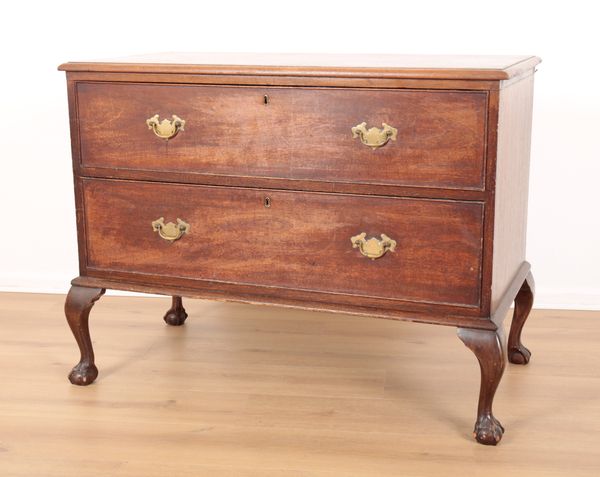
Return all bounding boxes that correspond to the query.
[75,82,488,190]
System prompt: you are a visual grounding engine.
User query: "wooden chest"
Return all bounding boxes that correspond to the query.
[59,53,540,445]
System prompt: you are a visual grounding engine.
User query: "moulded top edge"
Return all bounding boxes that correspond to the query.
[58,53,541,81]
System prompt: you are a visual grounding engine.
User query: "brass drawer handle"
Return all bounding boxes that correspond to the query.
[351,232,396,259]
[152,217,190,242]
[146,114,186,140]
[351,122,398,149]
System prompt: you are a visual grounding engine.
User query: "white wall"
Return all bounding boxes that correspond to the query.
[1,1,598,309]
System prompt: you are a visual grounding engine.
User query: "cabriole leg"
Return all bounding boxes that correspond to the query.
[65,285,105,385]
[164,296,188,326]
[457,328,506,445]
[508,271,535,364]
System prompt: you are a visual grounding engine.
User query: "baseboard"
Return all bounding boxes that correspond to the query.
[534,290,600,311]
[0,274,72,295]
[0,274,156,298]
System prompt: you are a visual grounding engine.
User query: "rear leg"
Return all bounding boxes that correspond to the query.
[508,272,535,364]
[164,296,188,326]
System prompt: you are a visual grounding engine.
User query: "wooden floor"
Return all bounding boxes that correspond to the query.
[0,293,599,476]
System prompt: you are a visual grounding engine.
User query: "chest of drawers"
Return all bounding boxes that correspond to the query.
[59,53,539,445]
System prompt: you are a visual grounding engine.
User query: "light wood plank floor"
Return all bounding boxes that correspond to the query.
[0,292,599,476]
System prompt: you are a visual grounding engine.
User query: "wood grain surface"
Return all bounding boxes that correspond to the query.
[76,82,488,190]
[81,178,484,308]
[490,75,535,313]
[0,292,597,476]
[58,57,541,447]
[59,52,541,80]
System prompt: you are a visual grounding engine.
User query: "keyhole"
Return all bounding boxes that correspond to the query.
[263,94,270,105]
[264,196,271,208]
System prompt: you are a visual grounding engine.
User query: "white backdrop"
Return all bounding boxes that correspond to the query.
[1,1,599,309]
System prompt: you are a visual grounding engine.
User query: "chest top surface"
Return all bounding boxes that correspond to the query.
[58,52,540,80]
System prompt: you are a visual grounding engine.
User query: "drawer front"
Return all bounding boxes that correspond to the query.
[82,179,484,307]
[76,83,487,190]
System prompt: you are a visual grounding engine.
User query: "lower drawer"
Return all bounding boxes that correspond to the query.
[81,179,484,308]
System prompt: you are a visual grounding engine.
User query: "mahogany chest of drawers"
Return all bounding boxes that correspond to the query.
[59,53,540,445]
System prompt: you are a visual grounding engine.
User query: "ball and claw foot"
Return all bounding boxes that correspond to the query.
[458,328,506,445]
[68,362,98,386]
[65,285,105,387]
[474,414,505,445]
[164,308,188,326]
[164,296,188,326]
[508,344,531,365]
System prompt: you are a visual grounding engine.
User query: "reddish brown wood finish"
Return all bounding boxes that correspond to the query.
[70,275,496,330]
[77,165,489,202]
[81,178,484,308]
[490,74,535,313]
[508,272,535,364]
[61,54,538,445]
[76,83,487,191]
[457,328,506,445]
[65,285,105,385]
[164,296,188,326]
[66,71,502,91]
[58,52,541,80]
